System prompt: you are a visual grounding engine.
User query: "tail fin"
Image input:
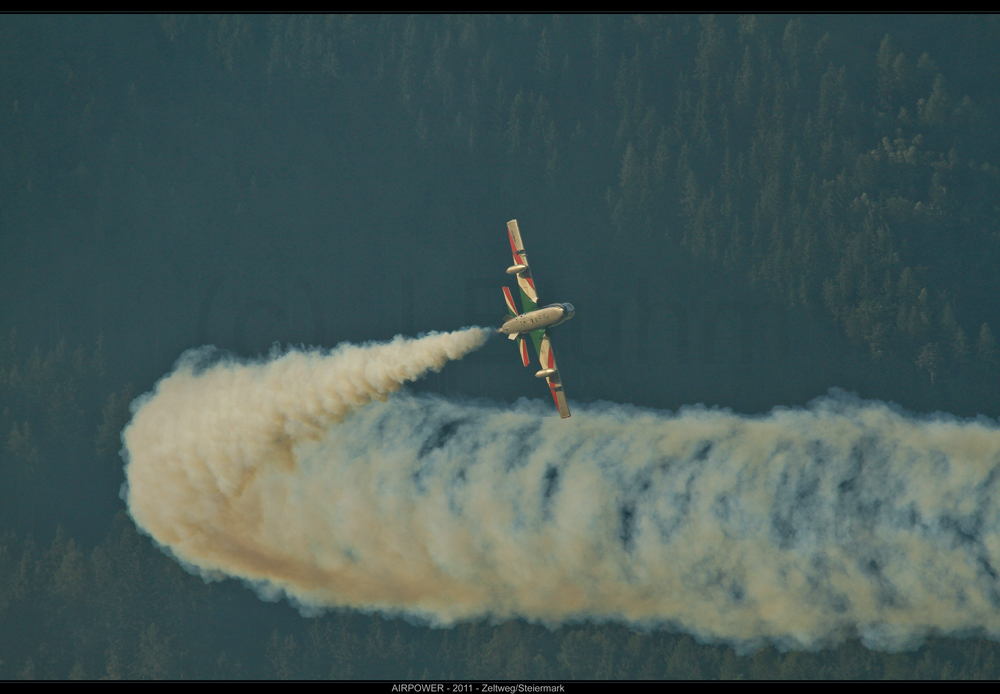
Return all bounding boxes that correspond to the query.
[502,286,519,317]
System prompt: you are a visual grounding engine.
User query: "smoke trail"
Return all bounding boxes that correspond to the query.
[123,330,1000,652]
[122,329,490,583]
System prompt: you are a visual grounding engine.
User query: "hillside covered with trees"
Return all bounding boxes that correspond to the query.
[3,15,1000,678]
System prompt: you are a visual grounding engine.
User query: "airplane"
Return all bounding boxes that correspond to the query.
[498,219,575,418]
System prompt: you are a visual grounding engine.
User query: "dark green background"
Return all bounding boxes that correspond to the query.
[2,14,1000,679]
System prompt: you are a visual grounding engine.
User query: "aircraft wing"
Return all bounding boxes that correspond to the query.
[538,331,570,419]
[507,220,539,311]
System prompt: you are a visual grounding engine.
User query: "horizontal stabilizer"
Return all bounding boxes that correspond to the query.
[508,331,519,341]
[519,336,530,367]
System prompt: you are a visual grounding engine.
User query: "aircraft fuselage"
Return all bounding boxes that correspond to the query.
[499,303,575,337]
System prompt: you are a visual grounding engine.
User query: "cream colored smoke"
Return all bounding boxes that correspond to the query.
[123,329,490,595]
[124,330,1000,652]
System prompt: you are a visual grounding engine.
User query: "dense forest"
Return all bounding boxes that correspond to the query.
[3,14,1000,678]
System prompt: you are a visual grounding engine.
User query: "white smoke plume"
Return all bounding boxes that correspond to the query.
[123,329,1000,652]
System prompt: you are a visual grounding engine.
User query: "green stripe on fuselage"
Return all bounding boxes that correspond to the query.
[518,288,545,357]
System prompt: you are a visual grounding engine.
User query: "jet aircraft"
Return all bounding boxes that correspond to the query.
[498,220,575,418]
